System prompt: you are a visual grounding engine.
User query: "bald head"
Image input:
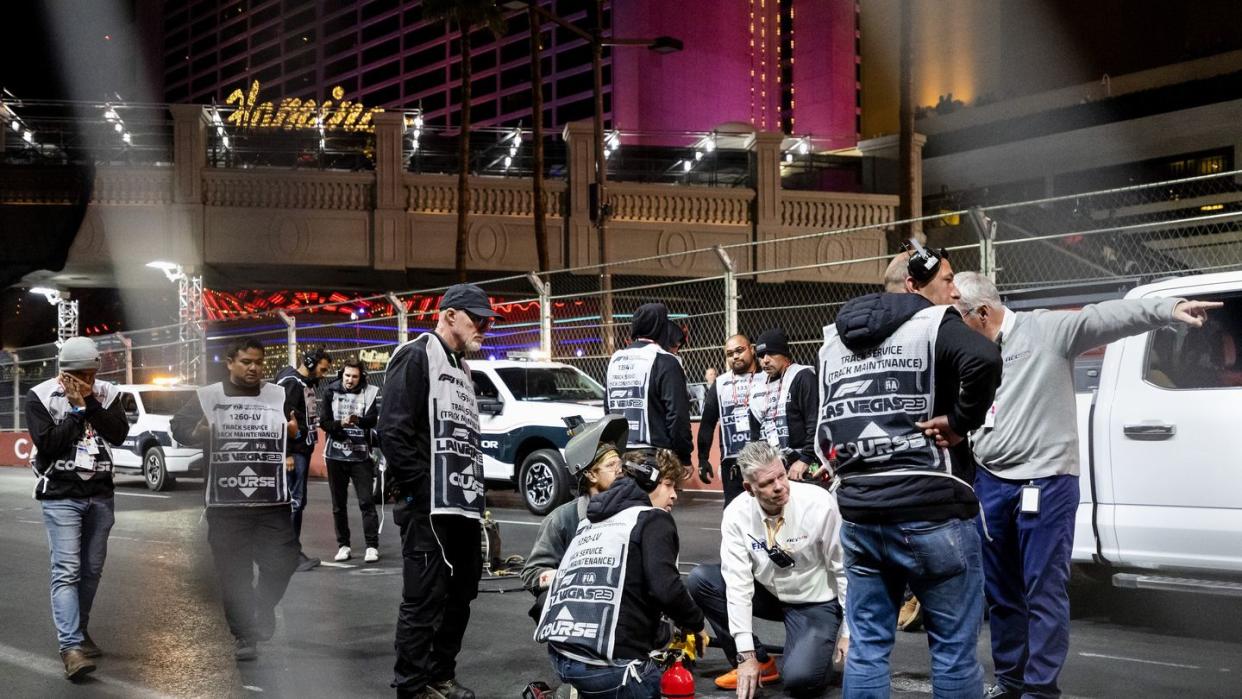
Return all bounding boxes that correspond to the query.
[884,251,912,292]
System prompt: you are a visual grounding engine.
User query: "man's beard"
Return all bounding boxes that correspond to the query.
[465,338,483,353]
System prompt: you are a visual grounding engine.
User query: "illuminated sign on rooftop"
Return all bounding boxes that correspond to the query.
[224,82,384,132]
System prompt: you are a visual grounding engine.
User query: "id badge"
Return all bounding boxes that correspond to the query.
[74,443,95,471]
[983,402,997,429]
[767,431,780,448]
[1020,484,1041,514]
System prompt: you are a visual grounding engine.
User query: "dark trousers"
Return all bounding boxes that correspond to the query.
[721,457,745,506]
[977,468,1080,699]
[393,512,482,695]
[206,506,299,643]
[687,563,843,696]
[327,458,379,549]
[289,451,312,544]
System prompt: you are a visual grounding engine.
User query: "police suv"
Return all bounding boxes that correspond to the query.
[469,359,604,515]
[112,384,203,491]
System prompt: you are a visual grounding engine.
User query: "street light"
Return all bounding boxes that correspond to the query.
[147,260,204,384]
[29,287,78,346]
[502,0,683,354]
[146,260,186,282]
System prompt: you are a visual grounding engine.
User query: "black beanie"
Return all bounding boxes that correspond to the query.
[630,303,669,341]
[754,328,790,359]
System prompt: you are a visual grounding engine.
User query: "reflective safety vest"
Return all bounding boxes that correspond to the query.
[278,372,321,449]
[750,364,811,451]
[713,370,762,460]
[197,382,290,507]
[30,378,119,480]
[815,305,952,480]
[605,343,668,450]
[323,385,379,461]
[534,505,652,665]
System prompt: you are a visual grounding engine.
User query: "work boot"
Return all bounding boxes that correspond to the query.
[714,658,780,689]
[296,552,321,572]
[234,638,258,661]
[60,648,96,681]
[430,678,476,699]
[897,595,923,631]
[79,631,102,658]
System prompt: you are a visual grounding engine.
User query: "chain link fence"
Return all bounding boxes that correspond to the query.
[4,168,1242,430]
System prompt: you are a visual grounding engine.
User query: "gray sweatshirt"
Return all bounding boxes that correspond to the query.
[972,297,1181,480]
[521,496,589,592]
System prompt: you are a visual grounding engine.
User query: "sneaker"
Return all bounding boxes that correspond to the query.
[985,683,1023,699]
[714,657,780,690]
[60,647,96,681]
[430,679,476,699]
[898,595,923,631]
[365,547,380,563]
[79,631,102,658]
[334,546,352,562]
[296,552,321,572]
[234,638,258,662]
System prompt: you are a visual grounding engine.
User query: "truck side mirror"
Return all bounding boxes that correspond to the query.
[479,398,504,416]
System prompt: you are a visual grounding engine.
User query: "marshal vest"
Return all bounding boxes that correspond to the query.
[197,382,290,507]
[29,378,119,485]
[278,372,321,449]
[714,370,762,460]
[815,305,952,479]
[324,385,379,461]
[750,364,811,451]
[605,343,669,450]
[534,505,652,665]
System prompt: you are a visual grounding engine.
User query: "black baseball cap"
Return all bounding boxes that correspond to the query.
[439,283,503,318]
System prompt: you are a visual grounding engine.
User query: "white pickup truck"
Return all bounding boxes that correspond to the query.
[1070,271,1242,596]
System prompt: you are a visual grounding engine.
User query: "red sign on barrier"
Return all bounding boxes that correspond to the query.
[1,432,35,468]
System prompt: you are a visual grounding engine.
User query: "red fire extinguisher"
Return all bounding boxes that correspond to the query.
[661,658,695,698]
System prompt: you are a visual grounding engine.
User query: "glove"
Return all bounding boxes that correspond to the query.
[698,460,714,484]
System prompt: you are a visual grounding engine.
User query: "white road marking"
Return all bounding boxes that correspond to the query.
[319,561,356,569]
[0,641,173,698]
[114,491,171,499]
[243,685,265,692]
[1079,652,1201,669]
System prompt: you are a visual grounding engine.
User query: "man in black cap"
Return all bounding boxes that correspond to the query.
[604,302,693,466]
[749,328,820,480]
[379,283,501,699]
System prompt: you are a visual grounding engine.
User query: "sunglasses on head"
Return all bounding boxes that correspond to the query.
[464,310,494,329]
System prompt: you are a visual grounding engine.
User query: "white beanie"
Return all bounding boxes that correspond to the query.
[58,336,101,372]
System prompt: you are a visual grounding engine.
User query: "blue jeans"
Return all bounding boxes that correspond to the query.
[841,517,984,699]
[549,647,663,699]
[289,451,311,543]
[41,496,116,651]
[976,469,1079,699]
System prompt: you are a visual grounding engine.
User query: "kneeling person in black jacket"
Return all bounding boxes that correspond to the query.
[536,450,707,698]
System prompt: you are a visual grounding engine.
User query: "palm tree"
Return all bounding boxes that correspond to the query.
[424,0,506,281]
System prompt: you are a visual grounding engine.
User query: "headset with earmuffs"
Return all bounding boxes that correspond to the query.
[904,238,950,285]
[302,348,331,371]
[623,453,662,493]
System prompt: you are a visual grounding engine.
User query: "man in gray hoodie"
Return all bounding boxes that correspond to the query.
[952,272,1219,699]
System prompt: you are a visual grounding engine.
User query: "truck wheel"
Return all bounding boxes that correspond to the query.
[143,446,176,492]
[519,448,570,516]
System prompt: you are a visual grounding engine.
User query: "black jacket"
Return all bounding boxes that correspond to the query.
[275,366,318,455]
[695,369,759,466]
[747,365,820,466]
[320,375,379,443]
[605,339,693,465]
[577,477,704,662]
[832,292,1002,523]
[26,387,128,500]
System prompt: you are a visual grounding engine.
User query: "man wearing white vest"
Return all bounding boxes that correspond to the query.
[26,336,129,680]
[952,272,1219,699]
[379,283,501,699]
[605,302,693,465]
[321,357,382,563]
[171,337,301,662]
[749,328,819,481]
[697,333,763,504]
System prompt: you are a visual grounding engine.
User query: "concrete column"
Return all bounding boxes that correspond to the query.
[751,131,786,276]
[373,112,407,271]
[169,105,209,266]
[563,120,596,268]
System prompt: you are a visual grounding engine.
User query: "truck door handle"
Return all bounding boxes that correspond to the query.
[1123,423,1176,440]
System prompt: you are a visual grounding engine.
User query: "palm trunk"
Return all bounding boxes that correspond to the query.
[455,24,473,282]
[529,7,549,272]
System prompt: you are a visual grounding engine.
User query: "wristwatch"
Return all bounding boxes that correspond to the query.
[735,651,756,664]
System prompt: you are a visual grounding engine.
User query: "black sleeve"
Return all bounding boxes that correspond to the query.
[25,391,84,469]
[790,369,820,464]
[377,345,429,489]
[88,396,130,446]
[936,313,1003,434]
[170,392,206,447]
[640,512,705,631]
[655,355,693,465]
[695,383,719,465]
[319,391,343,438]
[357,395,379,430]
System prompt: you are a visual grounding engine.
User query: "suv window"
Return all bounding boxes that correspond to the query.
[120,392,139,422]
[471,371,501,400]
[139,390,195,415]
[495,367,603,402]
[1144,293,1242,390]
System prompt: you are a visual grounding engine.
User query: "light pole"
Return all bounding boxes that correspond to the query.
[29,287,78,347]
[147,261,205,384]
[501,0,682,354]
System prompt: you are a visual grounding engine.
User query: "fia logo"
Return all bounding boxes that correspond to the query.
[884,378,900,393]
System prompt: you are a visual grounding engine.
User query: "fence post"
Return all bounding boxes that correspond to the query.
[713,245,738,339]
[526,272,552,358]
[8,351,18,431]
[969,207,998,282]
[387,293,408,345]
[115,333,134,384]
[278,311,297,368]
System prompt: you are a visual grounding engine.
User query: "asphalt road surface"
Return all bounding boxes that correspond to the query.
[1,469,1239,698]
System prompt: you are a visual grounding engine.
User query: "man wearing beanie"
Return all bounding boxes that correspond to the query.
[25,336,129,680]
[604,302,693,466]
[749,328,820,480]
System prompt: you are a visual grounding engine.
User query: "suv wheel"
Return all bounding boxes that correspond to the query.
[518,448,570,516]
[143,446,176,492]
